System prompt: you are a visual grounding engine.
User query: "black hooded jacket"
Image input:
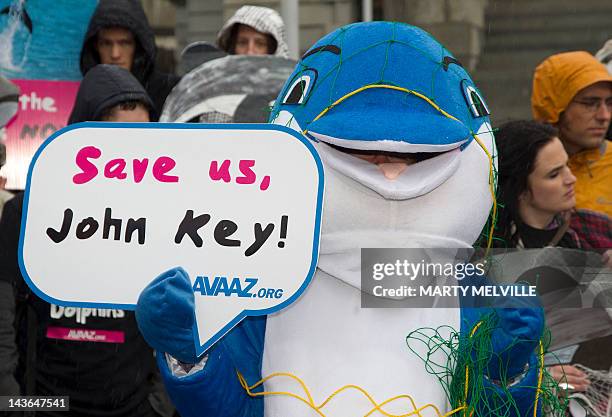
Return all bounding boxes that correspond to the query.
[0,65,160,417]
[0,193,158,416]
[80,0,179,119]
[68,64,154,124]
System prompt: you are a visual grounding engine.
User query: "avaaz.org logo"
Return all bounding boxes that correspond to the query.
[192,276,284,299]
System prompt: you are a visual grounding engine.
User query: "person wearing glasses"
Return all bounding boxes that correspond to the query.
[596,39,612,140]
[532,51,612,218]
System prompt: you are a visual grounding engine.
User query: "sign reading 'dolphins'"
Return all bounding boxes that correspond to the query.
[20,123,324,355]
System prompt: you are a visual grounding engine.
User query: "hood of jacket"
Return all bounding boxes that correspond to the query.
[216,5,289,58]
[68,64,153,124]
[531,51,612,124]
[80,0,156,85]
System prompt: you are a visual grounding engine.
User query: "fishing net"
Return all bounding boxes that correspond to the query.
[567,365,612,417]
[406,313,569,417]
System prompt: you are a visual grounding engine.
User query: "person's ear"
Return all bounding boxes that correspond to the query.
[519,189,531,203]
[555,110,567,127]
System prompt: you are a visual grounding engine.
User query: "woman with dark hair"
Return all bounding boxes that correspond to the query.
[494,120,579,249]
[494,119,612,398]
[494,120,612,253]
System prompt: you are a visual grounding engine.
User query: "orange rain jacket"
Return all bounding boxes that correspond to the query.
[532,51,612,217]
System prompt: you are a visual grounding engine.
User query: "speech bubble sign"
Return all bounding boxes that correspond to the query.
[20,123,324,354]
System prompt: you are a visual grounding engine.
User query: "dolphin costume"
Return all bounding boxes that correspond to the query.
[136,22,544,417]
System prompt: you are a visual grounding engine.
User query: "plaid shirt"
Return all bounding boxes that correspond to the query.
[569,209,612,251]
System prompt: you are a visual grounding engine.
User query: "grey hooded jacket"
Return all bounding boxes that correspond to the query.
[216,5,289,58]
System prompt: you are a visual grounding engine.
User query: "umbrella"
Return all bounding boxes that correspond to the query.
[161,55,295,124]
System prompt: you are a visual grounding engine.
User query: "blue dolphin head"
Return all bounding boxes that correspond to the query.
[270,21,491,154]
[270,21,496,248]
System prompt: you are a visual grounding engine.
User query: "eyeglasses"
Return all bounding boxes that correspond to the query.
[571,97,612,114]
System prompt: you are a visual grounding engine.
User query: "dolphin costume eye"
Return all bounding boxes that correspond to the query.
[282,69,317,105]
[462,80,490,118]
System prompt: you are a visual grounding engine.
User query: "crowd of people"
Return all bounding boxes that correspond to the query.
[0,1,610,416]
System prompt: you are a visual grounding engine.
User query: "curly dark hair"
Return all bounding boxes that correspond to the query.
[493,120,559,247]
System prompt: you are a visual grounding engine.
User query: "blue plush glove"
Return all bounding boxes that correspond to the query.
[135,267,199,363]
[487,307,544,382]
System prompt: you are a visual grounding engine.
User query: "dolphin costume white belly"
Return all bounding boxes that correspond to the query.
[261,133,492,415]
[263,271,459,417]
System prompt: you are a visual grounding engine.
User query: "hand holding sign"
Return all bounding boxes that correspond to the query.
[136,267,199,363]
[20,124,323,355]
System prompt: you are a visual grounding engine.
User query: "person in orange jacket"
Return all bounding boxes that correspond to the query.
[531,51,612,218]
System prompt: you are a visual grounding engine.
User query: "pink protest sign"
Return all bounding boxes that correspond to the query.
[3,79,80,189]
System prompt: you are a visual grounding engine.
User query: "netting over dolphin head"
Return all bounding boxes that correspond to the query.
[268,21,499,250]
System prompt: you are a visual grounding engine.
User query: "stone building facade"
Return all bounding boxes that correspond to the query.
[144,0,612,122]
[144,0,489,70]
